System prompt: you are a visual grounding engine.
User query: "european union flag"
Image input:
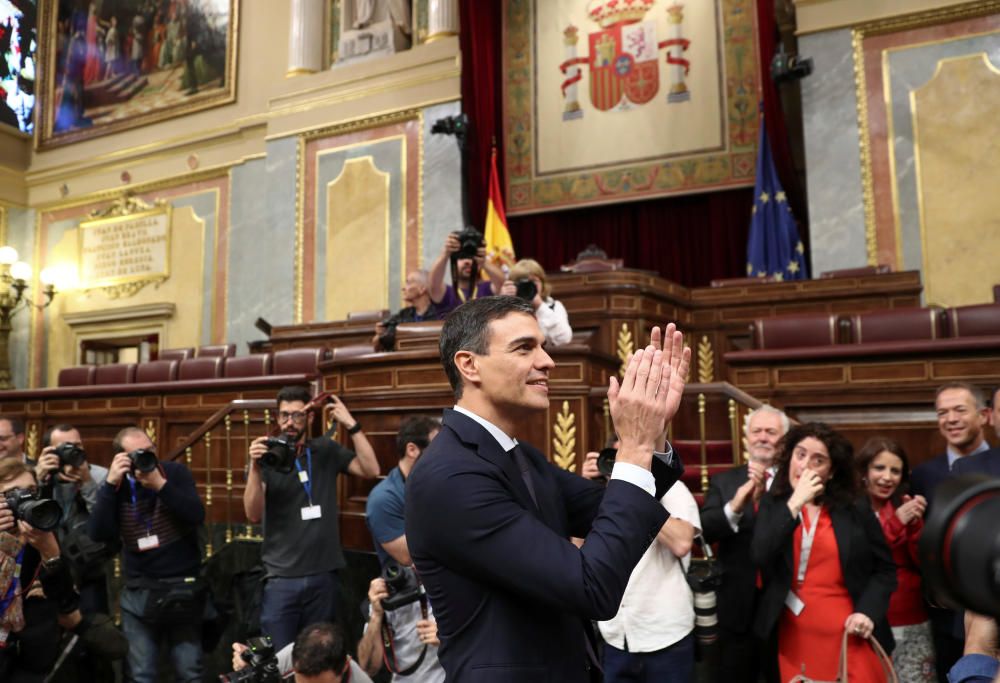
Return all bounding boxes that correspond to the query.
[746,121,808,281]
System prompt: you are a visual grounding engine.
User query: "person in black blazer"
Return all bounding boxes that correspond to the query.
[406,296,691,682]
[752,422,896,682]
[701,405,788,683]
[910,382,992,683]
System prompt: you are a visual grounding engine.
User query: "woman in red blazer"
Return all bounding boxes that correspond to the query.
[858,437,936,682]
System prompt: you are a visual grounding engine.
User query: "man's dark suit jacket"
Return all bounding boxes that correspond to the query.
[701,465,759,633]
[750,493,897,654]
[910,453,953,508]
[951,446,1000,477]
[406,409,669,682]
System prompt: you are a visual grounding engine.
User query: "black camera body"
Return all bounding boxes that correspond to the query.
[596,445,683,499]
[381,562,424,611]
[219,636,281,683]
[4,487,62,531]
[453,227,484,261]
[53,442,87,469]
[261,436,297,474]
[770,47,813,83]
[514,278,538,302]
[128,448,159,474]
[377,313,402,352]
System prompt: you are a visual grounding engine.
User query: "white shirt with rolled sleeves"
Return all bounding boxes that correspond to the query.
[597,480,702,652]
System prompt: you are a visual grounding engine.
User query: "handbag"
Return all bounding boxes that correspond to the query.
[133,576,208,625]
[787,627,899,683]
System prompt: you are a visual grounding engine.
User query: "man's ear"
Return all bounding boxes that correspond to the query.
[404,442,421,461]
[454,350,481,387]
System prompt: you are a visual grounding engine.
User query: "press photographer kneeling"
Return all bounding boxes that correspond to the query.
[228,622,372,682]
[88,426,206,683]
[0,458,126,682]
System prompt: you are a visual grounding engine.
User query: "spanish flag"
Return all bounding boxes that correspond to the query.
[484,147,515,271]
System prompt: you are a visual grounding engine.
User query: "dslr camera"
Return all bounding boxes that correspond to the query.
[4,487,62,531]
[596,445,684,499]
[514,278,538,302]
[219,636,281,683]
[452,227,484,261]
[128,448,159,474]
[53,442,87,469]
[260,436,297,474]
[381,562,424,611]
[920,474,1000,619]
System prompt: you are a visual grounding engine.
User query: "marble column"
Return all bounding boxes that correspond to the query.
[287,0,326,77]
[426,0,458,43]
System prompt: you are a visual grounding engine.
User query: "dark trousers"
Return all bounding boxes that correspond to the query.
[260,570,340,651]
[603,633,695,683]
[928,607,964,683]
[715,625,769,683]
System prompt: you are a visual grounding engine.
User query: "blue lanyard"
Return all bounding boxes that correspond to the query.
[294,448,314,506]
[127,476,155,535]
[0,548,24,616]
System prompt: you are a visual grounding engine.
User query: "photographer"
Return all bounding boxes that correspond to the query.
[499,258,573,347]
[427,229,504,316]
[372,270,442,352]
[36,424,113,615]
[359,416,443,681]
[231,622,372,682]
[88,426,206,683]
[245,386,379,650]
[0,458,126,682]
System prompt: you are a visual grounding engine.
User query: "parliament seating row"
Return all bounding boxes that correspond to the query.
[157,344,237,362]
[743,302,1000,357]
[58,347,329,387]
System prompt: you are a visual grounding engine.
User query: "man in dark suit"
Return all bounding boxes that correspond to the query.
[701,404,788,683]
[910,382,992,683]
[406,296,691,682]
[953,386,1000,478]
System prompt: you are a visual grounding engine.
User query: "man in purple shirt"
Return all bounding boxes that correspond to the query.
[428,229,504,316]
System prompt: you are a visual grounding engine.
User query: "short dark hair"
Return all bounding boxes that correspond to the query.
[112,426,148,455]
[439,296,535,399]
[396,415,440,459]
[935,381,986,409]
[291,622,347,677]
[769,422,857,507]
[0,416,25,435]
[855,436,911,507]
[42,424,78,448]
[276,385,312,408]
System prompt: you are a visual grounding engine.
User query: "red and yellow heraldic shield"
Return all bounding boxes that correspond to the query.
[588,21,659,111]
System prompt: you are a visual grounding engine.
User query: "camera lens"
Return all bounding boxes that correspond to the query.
[919,474,1000,618]
[596,448,617,478]
[55,442,86,468]
[129,448,159,474]
[20,498,63,531]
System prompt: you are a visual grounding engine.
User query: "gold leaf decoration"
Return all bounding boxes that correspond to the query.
[616,323,635,375]
[552,400,577,471]
[697,335,715,383]
[26,423,39,460]
[145,420,157,444]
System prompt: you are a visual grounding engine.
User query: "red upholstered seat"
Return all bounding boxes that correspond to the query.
[158,348,195,362]
[330,345,375,362]
[946,303,1000,338]
[196,344,237,358]
[178,357,223,380]
[850,307,943,343]
[819,264,892,279]
[750,313,843,350]
[347,309,389,323]
[224,354,273,378]
[272,348,328,376]
[58,366,96,387]
[94,363,136,385]
[135,360,179,383]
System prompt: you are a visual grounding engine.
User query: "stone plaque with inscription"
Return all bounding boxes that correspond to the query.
[78,206,171,291]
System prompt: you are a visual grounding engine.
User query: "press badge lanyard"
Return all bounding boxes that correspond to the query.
[785,507,820,616]
[295,448,322,520]
[128,477,160,551]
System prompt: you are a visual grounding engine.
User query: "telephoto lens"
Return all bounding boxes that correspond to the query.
[128,448,159,474]
[4,487,63,531]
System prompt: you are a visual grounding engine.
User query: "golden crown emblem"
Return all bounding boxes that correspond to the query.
[586,0,655,29]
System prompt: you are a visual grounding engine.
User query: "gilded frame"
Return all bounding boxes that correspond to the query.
[35,0,239,150]
[77,202,173,295]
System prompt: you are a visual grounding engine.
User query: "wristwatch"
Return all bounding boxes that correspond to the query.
[347,422,363,435]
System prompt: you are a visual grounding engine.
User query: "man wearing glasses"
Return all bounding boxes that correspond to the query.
[245,386,380,649]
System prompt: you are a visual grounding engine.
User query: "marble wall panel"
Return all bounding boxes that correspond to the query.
[421,100,463,275]
[799,29,869,276]
[4,207,35,390]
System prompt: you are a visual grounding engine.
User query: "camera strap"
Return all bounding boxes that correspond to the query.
[380,593,430,676]
[294,448,314,506]
[127,477,159,550]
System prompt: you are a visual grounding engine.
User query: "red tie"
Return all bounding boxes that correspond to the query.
[754,471,773,589]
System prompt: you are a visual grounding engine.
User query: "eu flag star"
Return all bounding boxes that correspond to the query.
[788,260,800,274]
[796,241,804,254]
[775,191,786,203]
[759,192,770,204]
[773,272,784,282]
